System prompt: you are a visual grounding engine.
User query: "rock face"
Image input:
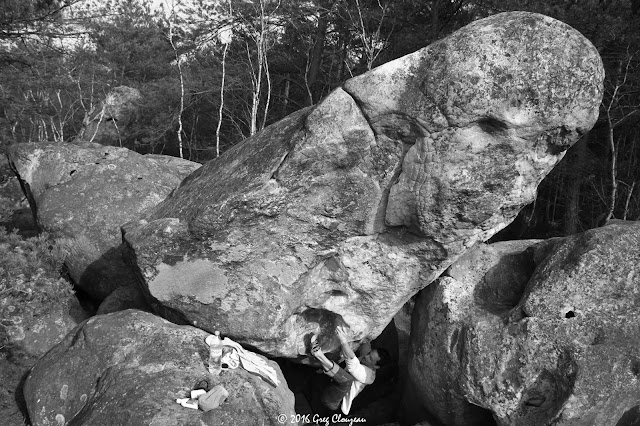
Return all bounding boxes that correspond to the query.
[122,12,604,357]
[7,142,201,300]
[406,222,640,426]
[24,310,296,426]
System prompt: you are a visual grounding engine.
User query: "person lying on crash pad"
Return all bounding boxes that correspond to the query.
[310,325,391,415]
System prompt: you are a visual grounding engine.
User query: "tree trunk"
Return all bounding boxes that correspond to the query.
[168,8,185,159]
[216,42,229,157]
[306,4,330,105]
[562,133,588,235]
[338,27,350,81]
[605,115,617,222]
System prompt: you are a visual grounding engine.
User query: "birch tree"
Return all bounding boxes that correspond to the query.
[216,23,232,157]
[166,0,186,158]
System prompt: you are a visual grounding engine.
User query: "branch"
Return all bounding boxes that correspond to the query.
[612,108,640,128]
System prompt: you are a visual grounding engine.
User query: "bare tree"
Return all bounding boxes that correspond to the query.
[246,0,277,136]
[604,49,637,222]
[166,0,186,159]
[349,0,393,71]
[216,17,233,157]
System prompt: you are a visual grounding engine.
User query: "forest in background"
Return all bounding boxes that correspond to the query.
[1,0,639,239]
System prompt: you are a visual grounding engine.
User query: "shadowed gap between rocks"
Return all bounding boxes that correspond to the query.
[8,356,35,426]
[77,243,156,315]
[617,406,640,426]
[278,319,402,424]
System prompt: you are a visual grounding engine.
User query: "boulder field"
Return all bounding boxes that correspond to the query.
[9,10,622,426]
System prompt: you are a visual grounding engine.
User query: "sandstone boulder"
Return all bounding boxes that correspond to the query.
[7,142,201,300]
[122,12,603,357]
[95,284,149,315]
[76,86,142,146]
[24,309,296,426]
[406,222,640,425]
[1,293,89,426]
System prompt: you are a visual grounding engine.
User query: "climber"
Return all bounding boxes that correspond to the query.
[310,325,391,415]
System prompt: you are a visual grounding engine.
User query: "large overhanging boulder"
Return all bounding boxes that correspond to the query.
[122,12,604,357]
[406,221,640,425]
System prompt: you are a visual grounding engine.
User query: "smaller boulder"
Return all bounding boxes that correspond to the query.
[24,310,297,426]
[406,223,640,426]
[96,284,148,315]
[76,86,142,146]
[1,294,89,426]
[7,142,201,301]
